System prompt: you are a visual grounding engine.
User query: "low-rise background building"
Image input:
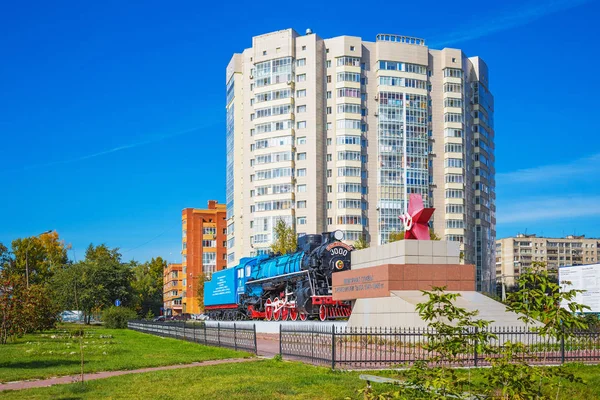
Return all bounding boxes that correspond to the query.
[496,234,600,286]
[181,201,227,315]
[163,263,182,316]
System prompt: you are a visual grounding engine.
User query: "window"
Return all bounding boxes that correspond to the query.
[378,61,426,74]
[296,89,306,97]
[297,201,307,208]
[326,60,331,68]
[337,183,361,192]
[327,75,332,83]
[203,227,216,235]
[297,137,306,145]
[337,215,362,225]
[327,201,332,209]
[337,72,360,82]
[327,217,333,225]
[297,168,306,177]
[445,189,464,198]
[338,166,361,177]
[445,174,464,183]
[337,88,360,98]
[338,199,362,209]
[262,51,267,56]
[297,152,307,160]
[444,113,463,123]
[297,216,307,225]
[336,56,361,67]
[444,98,463,108]
[445,158,464,168]
[297,121,307,129]
[445,143,463,153]
[327,185,332,193]
[297,105,306,113]
[350,46,355,51]
[444,83,462,93]
[326,106,332,114]
[326,154,332,162]
[337,103,361,114]
[202,240,216,247]
[296,58,306,67]
[296,74,306,82]
[444,68,463,78]
[297,184,307,192]
[327,138,332,145]
[444,128,462,138]
[336,135,361,145]
[326,122,332,130]
[337,119,361,130]
[446,204,464,214]
[255,88,291,103]
[338,151,361,161]
[446,219,464,229]
[255,104,292,119]
[302,45,306,51]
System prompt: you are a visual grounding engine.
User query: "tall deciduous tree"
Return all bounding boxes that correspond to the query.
[270,219,297,255]
[9,232,70,285]
[131,257,166,318]
[52,244,133,324]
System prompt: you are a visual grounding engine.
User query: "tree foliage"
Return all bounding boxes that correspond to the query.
[388,228,441,243]
[9,232,70,286]
[352,234,369,250]
[270,219,297,255]
[102,306,137,329]
[52,244,133,324]
[130,257,166,318]
[196,273,205,312]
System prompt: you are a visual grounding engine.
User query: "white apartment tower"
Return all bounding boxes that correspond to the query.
[226,29,496,292]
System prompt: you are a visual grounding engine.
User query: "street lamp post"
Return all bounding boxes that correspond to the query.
[25,230,53,289]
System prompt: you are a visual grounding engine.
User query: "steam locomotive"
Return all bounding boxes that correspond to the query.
[204,231,353,321]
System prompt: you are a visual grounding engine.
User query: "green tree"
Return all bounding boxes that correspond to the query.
[131,257,166,318]
[52,244,133,324]
[196,273,205,312]
[352,234,369,250]
[9,231,70,286]
[388,228,441,243]
[270,219,297,255]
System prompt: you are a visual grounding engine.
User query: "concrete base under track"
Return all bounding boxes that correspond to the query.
[205,320,347,334]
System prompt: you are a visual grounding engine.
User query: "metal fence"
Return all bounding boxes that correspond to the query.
[128,320,257,354]
[280,325,600,369]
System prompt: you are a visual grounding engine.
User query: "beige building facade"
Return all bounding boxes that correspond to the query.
[226,29,496,292]
[496,234,600,286]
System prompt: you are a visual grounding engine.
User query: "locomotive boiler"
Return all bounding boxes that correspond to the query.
[204,231,353,321]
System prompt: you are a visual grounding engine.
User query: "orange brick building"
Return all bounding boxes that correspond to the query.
[181,201,227,315]
[163,263,182,316]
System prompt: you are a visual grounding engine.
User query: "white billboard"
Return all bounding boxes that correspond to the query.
[559,263,600,313]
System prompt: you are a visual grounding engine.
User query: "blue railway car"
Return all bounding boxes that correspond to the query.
[204,231,353,321]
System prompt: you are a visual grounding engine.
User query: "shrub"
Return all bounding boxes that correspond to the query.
[102,306,137,329]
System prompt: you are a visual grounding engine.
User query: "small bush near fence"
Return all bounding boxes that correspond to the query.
[103,307,137,329]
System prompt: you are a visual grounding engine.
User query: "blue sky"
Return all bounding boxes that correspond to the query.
[1,0,599,263]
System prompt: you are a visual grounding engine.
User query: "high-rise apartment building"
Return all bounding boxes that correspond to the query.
[181,201,227,314]
[496,234,600,286]
[163,263,182,317]
[226,29,496,292]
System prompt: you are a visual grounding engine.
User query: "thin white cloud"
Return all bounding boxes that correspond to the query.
[430,0,592,47]
[498,196,600,224]
[8,123,216,173]
[497,152,600,185]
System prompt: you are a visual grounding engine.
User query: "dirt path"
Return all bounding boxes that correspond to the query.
[0,358,255,392]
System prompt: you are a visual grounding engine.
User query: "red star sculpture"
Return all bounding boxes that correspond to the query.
[399,194,435,240]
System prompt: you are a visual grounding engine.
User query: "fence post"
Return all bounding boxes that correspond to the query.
[331,326,336,370]
[193,323,196,343]
[204,323,207,345]
[253,324,258,354]
[234,323,237,351]
[474,327,479,367]
[218,323,221,347]
[279,323,282,357]
[183,321,186,340]
[560,326,566,364]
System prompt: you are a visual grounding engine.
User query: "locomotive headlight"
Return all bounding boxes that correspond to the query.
[333,230,344,241]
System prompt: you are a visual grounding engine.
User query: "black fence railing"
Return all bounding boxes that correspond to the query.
[128,320,257,354]
[280,325,600,369]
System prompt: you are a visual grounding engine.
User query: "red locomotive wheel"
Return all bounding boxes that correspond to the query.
[319,304,327,322]
[299,312,308,321]
[281,307,289,321]
[265,298,273,321]
[273,297,281,321]
[289,307,298,321]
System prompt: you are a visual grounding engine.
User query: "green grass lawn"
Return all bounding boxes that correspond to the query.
[0,360,599,400]
[0,324,251,383]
